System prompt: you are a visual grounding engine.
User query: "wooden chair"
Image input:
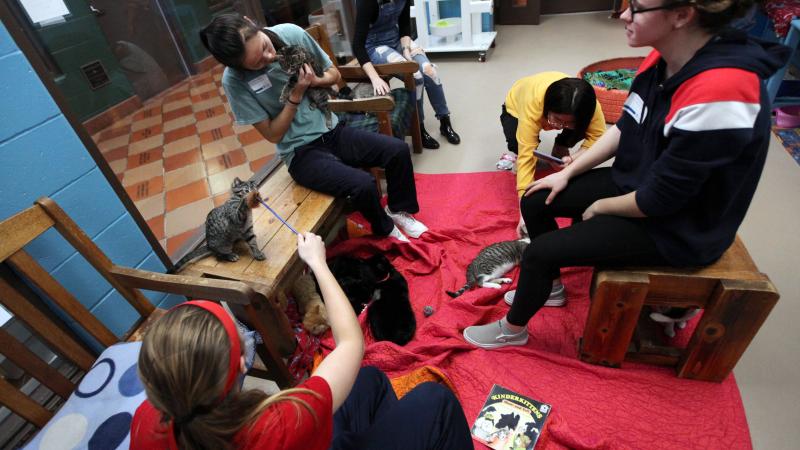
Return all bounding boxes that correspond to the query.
[306,23,423,155]
[0,197,298,430]
[579,236,779,382]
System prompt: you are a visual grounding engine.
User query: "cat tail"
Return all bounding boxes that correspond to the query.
[174,244,213,269]
[446,281,473,298]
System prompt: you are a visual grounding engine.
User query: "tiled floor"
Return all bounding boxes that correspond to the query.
[90,65,277,258]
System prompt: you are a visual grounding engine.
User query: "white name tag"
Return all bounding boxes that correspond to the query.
[248,74,272,93]
[622,92,647,124]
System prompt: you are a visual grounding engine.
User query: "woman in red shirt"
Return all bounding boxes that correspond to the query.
[131,232,471,449]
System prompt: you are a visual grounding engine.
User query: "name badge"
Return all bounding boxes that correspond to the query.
[622,92,648,125]
[248,74,272,93]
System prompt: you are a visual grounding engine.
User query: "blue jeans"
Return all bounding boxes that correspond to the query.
[330,367,472,450]
[367,43,450,123]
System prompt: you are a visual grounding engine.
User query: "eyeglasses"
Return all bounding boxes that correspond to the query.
[546,114,574,130]
[628,0,693,17]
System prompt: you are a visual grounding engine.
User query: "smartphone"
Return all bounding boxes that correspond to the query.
[533,150,565,165]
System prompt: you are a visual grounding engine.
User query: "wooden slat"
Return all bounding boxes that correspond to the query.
[0,205,53,262]
[377,111,393,136]
[616,236,761,280]
[7,250,118,347]
[305,24,347,90]
[0,277,95,370]
[338,61,419,80]
[0,378,52,428]
[249,164,296,225]
[244,303,294,388]
[193,166,307,270]
[181,266,275,294]
[182,267,296,355]
[201,176,312,273]
[306,24,334,62]
[580,271,649,367]
[126,308,168,342]
[35,197,155,317]
[678,278,779,381]
[0,328,75,399]
[111,266,259,305]
[246,190,337,282]
[328,97,396,113]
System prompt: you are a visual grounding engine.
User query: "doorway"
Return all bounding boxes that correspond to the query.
[6,0,189,120]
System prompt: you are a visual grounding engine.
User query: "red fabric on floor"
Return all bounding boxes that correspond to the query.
[321,171,751,450]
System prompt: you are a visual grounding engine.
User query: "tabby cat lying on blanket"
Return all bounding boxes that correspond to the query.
[447,238,530,298]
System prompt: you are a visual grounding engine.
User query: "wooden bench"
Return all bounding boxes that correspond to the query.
[0,197,299,438]
[579,236,780,382]
[178,163,344,369]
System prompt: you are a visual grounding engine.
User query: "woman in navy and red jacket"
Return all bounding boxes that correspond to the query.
[464,0,789,349]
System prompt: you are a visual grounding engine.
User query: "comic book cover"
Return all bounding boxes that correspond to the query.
[471,385,551,450]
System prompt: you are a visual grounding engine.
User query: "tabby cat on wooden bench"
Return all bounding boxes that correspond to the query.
[175,178,265,269]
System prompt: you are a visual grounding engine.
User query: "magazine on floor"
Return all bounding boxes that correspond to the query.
[471,384,551,450]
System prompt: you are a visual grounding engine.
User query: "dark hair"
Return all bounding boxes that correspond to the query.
[543,78,597,148]
[199,14,285,70]
[692,0,757,32]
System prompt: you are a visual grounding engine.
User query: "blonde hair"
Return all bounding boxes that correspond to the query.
[138,306,320,449]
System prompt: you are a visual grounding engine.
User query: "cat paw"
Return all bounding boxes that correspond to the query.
[253,252,266,261]
[481,282,502,289]
[223,253,239,262]
[497,278,513,284]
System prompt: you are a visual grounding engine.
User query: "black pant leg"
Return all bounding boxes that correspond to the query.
[330,366,397,450]
[500,104,519,154]
[507,217,668,326]
[289,143,394,235]
[508,168,668,326]
[337,382,472,450]
[331,126,420,214]
[520,167,619,237]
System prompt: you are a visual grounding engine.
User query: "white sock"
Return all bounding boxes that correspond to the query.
[500,317,525,335]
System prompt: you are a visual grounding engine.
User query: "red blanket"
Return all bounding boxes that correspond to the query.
[322,171,751,450]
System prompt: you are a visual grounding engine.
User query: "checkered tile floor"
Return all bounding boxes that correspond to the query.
[91,65,277,257]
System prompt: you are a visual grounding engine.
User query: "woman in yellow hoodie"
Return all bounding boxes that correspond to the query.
[502,72,606,235]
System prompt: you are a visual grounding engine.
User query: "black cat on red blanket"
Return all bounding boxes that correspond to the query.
[328,254,416,345]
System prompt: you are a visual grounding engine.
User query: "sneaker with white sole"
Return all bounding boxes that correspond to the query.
[463,320,528,349]
[504,283,566,307]
[387,225,410,243]
[385,206,428,238]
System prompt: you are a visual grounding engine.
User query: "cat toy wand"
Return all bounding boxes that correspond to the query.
[257,198,299,235]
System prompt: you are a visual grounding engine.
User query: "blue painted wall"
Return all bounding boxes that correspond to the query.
[0,22,184,340]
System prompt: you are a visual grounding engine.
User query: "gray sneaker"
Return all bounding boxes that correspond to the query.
[504,284,566,307]
[463,320,528,349]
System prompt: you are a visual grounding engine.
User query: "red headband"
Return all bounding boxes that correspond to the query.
[172,300,242,397]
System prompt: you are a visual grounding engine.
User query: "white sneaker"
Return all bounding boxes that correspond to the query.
[387,225,410,243]
[385,206,428,238]
[504,282,566,307]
